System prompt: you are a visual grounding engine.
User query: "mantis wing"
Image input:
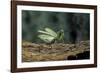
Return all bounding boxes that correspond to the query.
[45,28,57,37]
[38,30,50,35]
[38,34,55,43]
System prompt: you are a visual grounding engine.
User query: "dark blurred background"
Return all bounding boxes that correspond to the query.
[22,10,90,44]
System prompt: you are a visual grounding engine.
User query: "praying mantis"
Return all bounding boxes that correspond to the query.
[38,28,64,44]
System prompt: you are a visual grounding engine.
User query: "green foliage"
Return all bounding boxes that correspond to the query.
[38,27,64,43]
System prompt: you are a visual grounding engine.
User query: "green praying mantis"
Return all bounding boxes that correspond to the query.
[38,28,64,44]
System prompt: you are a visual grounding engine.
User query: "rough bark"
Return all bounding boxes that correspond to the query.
[22,40,89,62]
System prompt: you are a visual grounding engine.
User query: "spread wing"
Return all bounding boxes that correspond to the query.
[38,28,57,43]
[45,28,57,37]
[38,28,57,37]
[38,34,55,43]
